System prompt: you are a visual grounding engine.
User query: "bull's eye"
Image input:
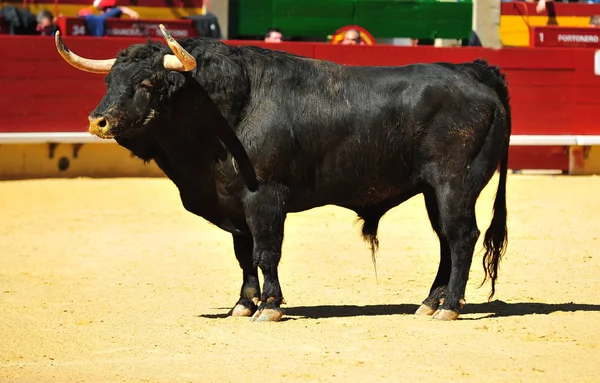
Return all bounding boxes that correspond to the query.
[137,79,153,90]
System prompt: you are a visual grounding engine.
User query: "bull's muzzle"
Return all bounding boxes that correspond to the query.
[88,116,114,139]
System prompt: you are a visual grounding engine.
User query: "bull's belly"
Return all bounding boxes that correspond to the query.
[285,172,417,213]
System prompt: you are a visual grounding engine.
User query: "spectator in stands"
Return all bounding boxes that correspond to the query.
[528,0,587,14]
[264,28,282,43]
[0,5,37,34]
[95,0,139,20]
[468,30,483,46]
[36,10,58,36]
[83,0,139,20]
[590,15,600,27]
[78,0,139,36]
[340,28,364,45]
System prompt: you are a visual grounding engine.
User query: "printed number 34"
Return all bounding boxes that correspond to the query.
[72,25,86,36]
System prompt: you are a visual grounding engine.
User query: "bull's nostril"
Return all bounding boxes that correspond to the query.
[98,119,107,128]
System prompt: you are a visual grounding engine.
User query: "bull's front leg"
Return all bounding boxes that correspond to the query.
[243,183,288,322]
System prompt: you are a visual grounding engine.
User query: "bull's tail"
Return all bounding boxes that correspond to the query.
[481,146,508,300]
[473,59,511,300]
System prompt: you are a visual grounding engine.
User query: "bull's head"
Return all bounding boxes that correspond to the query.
[55,25,259,191]
[55,25,197,139]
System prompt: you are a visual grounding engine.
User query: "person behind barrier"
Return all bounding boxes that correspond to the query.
[340,28,363,45]
[264,27,282,43]
[0,5,37,34]
[528,0,587,14]
[36,9,59,36]
[590,15,600,27]
[78,0,139,37]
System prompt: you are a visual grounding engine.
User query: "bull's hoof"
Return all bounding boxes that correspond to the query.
[230,298,259,317]
[432,309,459,321]
[414,304,436,316]
[232,304,254,317]
[250,308,284,322]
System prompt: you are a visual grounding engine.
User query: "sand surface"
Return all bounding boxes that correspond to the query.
[1,174,599,382]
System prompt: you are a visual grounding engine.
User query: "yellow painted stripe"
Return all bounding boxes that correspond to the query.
[0,143,163,180]
[500,15,593,46]
[569,146,600,175]
[11,4,204,20]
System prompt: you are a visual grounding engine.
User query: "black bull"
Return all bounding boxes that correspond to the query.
[55,27,511,321]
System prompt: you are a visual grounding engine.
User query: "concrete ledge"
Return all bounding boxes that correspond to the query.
[509,135,600,146]
[3,133,600,146]
[0,132,114,144]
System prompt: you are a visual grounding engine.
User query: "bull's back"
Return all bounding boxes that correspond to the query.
[285,62,501,160]
[247,60,505,210]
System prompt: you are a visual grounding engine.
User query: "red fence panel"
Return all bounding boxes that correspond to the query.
[1,36,600,170]
[0,36,147,133]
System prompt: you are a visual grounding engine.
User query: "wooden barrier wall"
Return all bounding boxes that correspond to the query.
[2,36,600,171]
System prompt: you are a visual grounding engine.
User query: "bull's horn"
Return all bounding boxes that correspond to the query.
[159,24,197,72]
[54,31,115,74]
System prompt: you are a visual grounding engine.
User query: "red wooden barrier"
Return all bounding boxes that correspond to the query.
[2,36,600,170]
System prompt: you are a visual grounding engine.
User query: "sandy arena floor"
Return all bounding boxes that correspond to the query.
[1,174,599,382]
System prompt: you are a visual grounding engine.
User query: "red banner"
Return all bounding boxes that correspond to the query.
[531,26,600,48]
[56,17,198,38]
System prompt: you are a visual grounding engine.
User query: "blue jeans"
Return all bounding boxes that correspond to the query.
[82,7,122,37]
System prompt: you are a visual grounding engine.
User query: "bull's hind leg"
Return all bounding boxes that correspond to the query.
[415,189,452,316]
[243,183,288,322]
[230,233,261,317]
[427,180,480,320]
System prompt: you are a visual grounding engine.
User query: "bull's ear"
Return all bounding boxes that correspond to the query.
[165,71,186,97]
